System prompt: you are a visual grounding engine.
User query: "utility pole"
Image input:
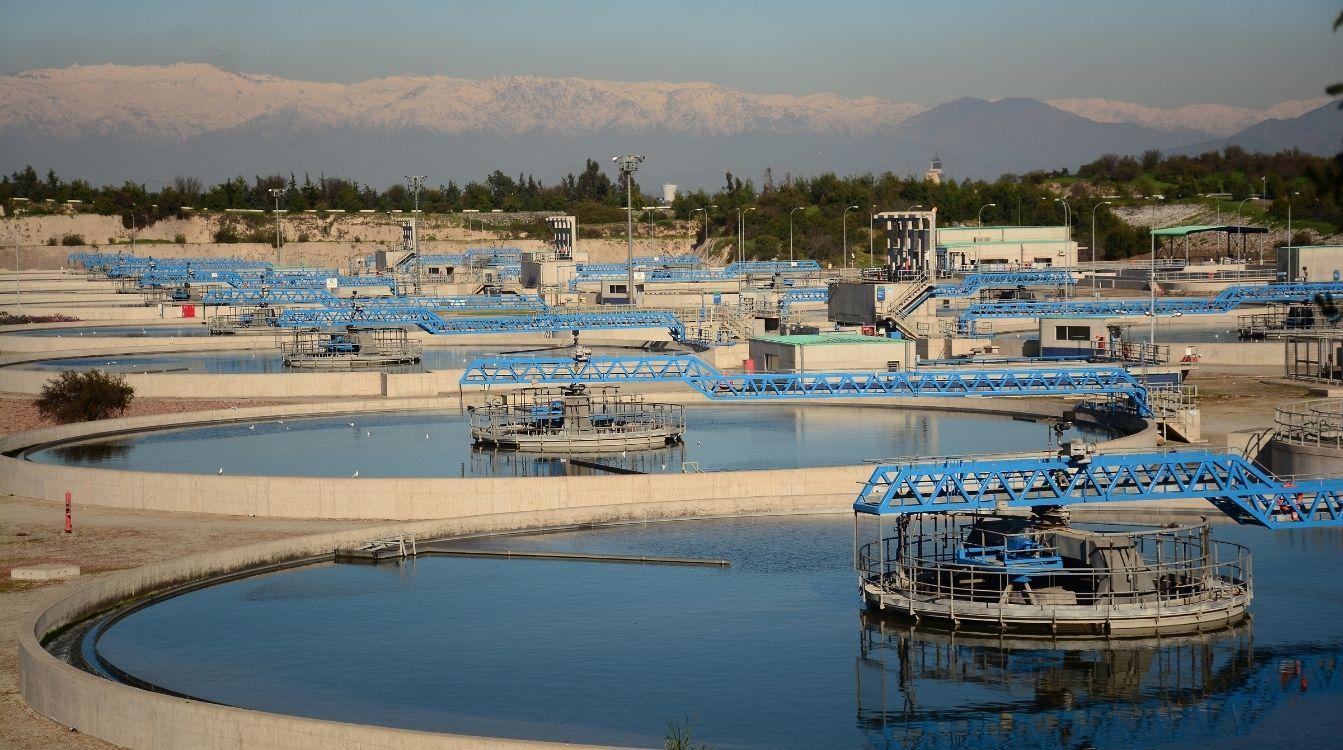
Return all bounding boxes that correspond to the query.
[612,155,644,306]
[13,232,20,315]
[789,206,805,263]
[842,205,859,272]
[738,206,756,264]
[869,204,877,268]
[405,176,427,294]
[267,188,284,265]
[1090,201,1111,293]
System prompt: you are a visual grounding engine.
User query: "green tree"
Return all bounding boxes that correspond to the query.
[36,370,135,423]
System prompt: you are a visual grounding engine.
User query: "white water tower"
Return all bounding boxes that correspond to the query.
[661,184,677,204]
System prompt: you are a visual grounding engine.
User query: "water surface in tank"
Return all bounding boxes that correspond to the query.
[89,516,1343,749]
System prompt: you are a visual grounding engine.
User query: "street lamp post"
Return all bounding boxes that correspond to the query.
[737,206,756,263]
[701,204,718,254]
[842,205,859,271]
[688,208,704,254]
[12,232,20,315]
[612,155,644,306]
[977,202,996,227]
[1236,196,1258,261]
[1286,191,1300,258]
[1090,201,1112,293]
[267,188,284,265]
[869,204,877,268]
[1146,195,1163,376]
[789,206,805,263]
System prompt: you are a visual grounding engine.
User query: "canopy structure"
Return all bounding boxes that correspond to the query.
[1150,224,1270,262]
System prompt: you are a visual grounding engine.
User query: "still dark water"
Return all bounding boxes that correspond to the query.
[13,344,672,375]
[90,516,1343,749]
[28,406,1114,477]
[3,324,211,337]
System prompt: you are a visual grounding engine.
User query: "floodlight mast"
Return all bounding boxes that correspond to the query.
[613,155,645,306]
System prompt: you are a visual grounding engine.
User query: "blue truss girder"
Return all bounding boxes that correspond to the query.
[959,281,1343,328]
[277,308,687,340]
[689,366,1148,413]
[461,355,721,384]
[726,260,822,275]
[933,270,1076,297]
[457,357,1150,414]
[339,295,549,312]
[203,288,339,305]
[853,449,1343,528]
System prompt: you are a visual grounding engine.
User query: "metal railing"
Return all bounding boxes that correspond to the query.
[857,525,1251,614]
[1273,398,1343,449]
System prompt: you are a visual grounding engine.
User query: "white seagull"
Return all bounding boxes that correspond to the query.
[351,469,360,478]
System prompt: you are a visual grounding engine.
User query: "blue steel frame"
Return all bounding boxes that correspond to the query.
[853,449,1343,528]
[460,355,1151,414]
[278,308,688,340]
[933,270,1076,297]
[958,281,1343,330]
[461,355,720,384]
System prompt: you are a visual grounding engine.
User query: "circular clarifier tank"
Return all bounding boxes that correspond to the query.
[26,405,1119,477]
[78,516,1343,749]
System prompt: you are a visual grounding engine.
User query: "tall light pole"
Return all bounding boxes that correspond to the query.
[267,188,284,265]
[12,232,20,315]
[700,204,718,254]
[869,204,877,268]
[688,208,703,254]
[1236,196,1257,262]
[842,205,859,271]
[1146,195,1162,376]
[789,206,806,263]
[612,155,644,305]
[738,206,756,263]
[1090,201,1111,292]
[1286,191,1300,258]
[977,202,996,227]
[404,176,427,293]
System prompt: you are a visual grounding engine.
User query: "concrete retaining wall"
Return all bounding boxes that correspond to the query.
[1265,437,1343,476]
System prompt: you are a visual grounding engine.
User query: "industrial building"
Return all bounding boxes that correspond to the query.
[935,225,1079,271]
[1278,245,1343,283]
[875,209,1079,277]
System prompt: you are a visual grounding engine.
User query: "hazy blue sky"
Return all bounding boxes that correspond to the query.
[1,0,1337,108]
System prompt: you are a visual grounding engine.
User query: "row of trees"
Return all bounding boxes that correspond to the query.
[2,145,1336,262]
[1077,147,1343,229]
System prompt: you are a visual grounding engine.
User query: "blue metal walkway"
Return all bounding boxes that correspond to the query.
[933,270,1075,297]
[460,355,1151,413]
[279,308,687,340]
[854,449,1343,528]
[461,355,719,384]
[958,281,1343,330]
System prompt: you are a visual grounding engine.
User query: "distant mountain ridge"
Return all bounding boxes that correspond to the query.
[0,64,1336,186]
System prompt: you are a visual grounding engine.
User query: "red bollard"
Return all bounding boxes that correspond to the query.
[64,491,72,534]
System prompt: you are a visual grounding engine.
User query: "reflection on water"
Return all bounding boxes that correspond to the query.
[49,442,131,465]
[4,324,211,338]
[28,407,1116,477]
[856,618,1278,749]
[86,517,1343,749]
